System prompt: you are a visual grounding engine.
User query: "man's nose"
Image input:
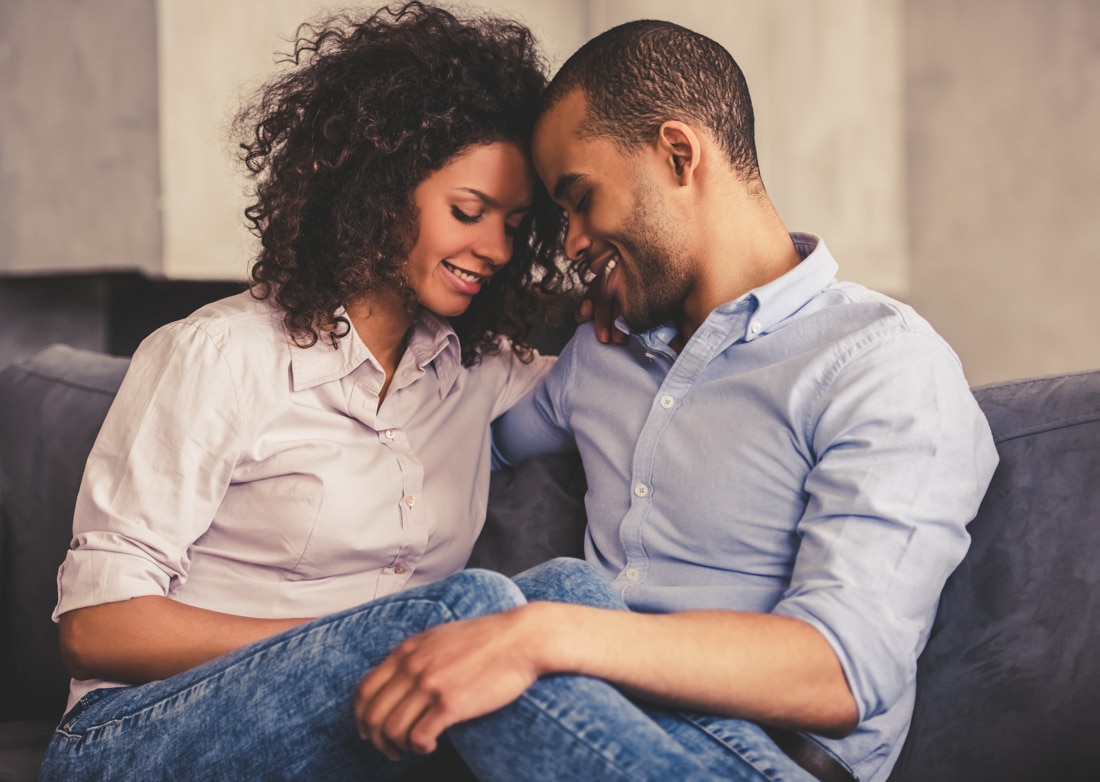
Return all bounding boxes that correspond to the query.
[564,218,592,262]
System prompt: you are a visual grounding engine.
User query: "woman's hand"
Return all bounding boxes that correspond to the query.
[577,273,627,345]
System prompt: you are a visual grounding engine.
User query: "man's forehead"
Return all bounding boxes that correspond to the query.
[533,90,596,183]
[535,91,587,148]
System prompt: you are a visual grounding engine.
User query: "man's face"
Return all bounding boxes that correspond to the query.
[533,91,692,333]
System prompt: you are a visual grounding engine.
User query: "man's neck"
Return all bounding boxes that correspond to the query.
[678,184,801,343]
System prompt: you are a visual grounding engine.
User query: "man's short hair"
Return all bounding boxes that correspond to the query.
[543,19,760,180]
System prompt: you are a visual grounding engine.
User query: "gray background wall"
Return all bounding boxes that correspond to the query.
[1,0,1097,385]
[905,0,1100,384]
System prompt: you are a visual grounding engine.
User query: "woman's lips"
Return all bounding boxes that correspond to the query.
[442,260,486,294]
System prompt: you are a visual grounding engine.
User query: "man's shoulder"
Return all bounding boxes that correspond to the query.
[800,282,954,358]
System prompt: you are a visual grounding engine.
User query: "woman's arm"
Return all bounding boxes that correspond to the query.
[59,596,309,683]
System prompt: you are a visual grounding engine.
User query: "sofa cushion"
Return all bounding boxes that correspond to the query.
[0,345,130,720]
[470,451,587,576]
[888,369,1100,780]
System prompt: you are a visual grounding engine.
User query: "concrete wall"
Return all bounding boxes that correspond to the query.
[1,0,1097,384]
[0,0,160,275]
[905,0,1100,384]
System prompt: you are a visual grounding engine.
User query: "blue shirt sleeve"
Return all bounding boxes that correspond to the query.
[491,332,580,467]
[772,330,998,722]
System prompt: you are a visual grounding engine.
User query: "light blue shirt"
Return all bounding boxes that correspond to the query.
[494,233,999,782]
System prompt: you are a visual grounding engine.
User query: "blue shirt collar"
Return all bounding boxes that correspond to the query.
[626,232,838,351]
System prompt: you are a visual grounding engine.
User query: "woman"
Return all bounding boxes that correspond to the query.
[40,3,568,778]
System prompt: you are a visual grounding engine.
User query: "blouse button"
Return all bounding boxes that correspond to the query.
[660,395,675,409]
[624,568,640,582]
[404,495,416,508]
[394,563,408,575]
[385,429,397,440]
[634,483,650,498]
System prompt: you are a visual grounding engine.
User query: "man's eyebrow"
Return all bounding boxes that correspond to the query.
[457,188,531,214]
[552,173,585,202]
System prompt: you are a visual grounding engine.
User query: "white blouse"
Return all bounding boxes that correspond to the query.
[54,291,552,706]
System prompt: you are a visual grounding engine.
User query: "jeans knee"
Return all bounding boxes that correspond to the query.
[438,568,526,620]
[513,557,625,610]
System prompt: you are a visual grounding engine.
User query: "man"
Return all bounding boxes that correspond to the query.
[355,20,998,782]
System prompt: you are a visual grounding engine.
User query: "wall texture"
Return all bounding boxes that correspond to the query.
[0,0,1097,385]
[905,0,1100,384]
[0,0,160,275]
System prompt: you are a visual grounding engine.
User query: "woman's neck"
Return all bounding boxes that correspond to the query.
[344,290,417,402]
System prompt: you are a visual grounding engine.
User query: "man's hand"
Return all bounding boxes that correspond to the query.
[354,605,545,759]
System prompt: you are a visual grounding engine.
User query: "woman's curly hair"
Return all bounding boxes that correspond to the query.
[236,2,568,364]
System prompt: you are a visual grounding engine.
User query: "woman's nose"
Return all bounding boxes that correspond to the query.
[475,222,514,268]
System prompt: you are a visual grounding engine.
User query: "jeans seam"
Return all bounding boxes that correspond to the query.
[504,683,682,781]
[681,714,792,782]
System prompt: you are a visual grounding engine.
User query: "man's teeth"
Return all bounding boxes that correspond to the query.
[605,258,617,274]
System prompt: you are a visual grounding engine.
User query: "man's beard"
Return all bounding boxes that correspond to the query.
[615,178,692,333]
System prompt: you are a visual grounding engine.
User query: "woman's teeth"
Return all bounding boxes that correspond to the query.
[444,261,482,282]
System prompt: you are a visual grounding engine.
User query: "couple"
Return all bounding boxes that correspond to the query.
[40,3,997,781]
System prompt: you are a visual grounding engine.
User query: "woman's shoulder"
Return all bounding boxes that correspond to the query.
[134,291,290,379]
[148,291,284,354]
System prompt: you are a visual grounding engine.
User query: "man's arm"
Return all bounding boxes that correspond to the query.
[354,601,856,758]
[491,330,582,465]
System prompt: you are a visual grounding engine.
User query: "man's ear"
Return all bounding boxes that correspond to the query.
[656,121,701,185]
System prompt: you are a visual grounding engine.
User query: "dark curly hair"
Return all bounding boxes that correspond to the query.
[236,2,567,364]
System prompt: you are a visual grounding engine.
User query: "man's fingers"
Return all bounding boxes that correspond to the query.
[354,661,393,736]
[376,687,436,757]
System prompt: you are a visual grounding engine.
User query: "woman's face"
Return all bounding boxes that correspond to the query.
[404,141,534,318]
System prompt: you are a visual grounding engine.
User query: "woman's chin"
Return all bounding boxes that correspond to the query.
[420,296,475,320]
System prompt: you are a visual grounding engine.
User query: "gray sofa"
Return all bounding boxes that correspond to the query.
[1,344,1098,781]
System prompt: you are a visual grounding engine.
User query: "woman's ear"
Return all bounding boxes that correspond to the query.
[656,121,702,185]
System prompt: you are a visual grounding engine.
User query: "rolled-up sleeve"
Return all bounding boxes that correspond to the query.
[53,323,245,619]
[772,332,998,722]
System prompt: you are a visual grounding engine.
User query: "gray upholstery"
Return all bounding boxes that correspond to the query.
[888,370,1100,781]
[0,346,130,722]
[1,345,1098,780]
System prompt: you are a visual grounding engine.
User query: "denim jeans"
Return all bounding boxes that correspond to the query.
[39,559,818,781]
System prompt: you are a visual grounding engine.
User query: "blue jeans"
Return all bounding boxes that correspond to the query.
[39,560,817,781]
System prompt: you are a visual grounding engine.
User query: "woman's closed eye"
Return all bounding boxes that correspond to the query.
[451,205,483,224]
